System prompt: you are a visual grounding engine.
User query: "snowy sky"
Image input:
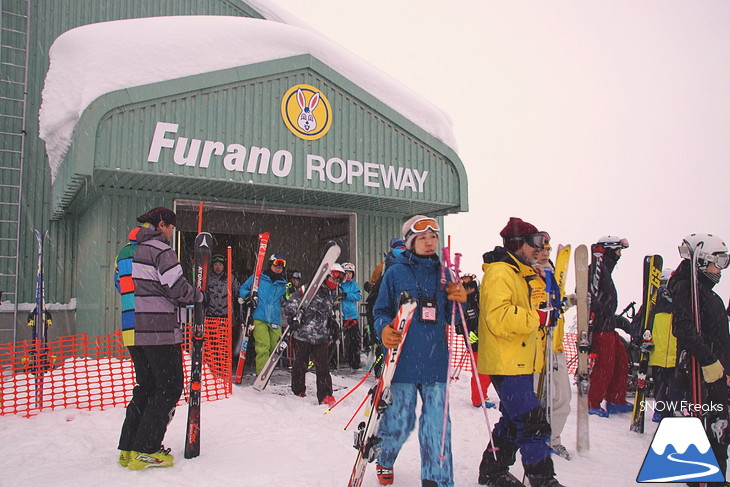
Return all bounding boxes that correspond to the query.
[272,0,730,304]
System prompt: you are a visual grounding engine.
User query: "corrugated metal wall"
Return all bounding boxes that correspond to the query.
[86,66,459,208]
[75,189,171,336]
[5,0,260,305]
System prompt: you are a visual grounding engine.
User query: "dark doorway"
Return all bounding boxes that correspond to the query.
[173,201,354,288]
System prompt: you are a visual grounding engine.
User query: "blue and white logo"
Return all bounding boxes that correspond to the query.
[637,417,725,483]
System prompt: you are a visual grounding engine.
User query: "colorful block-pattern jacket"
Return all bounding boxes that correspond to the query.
[115,224,202,346]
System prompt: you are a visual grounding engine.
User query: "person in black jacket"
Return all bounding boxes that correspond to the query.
[286,265,344,406]
[587,235,632,417]
[461,275,495,409]
[670,233,730,484]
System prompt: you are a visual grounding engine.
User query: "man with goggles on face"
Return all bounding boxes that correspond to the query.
[586,235,633,418]
[477,217,565,487]
[239,253,288,376]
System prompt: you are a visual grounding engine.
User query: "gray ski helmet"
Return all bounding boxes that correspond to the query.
[679,233,729,270]
[596,235,629,249]
[342,262,355,273]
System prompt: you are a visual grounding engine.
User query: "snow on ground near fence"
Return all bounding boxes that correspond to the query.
[0,367,680,487]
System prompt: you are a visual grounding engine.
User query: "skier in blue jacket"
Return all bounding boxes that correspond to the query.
[340,262,363,369]
[239,253,288,375]
[373,215,466,487]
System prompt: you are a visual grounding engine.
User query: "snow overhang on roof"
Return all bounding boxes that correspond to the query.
[40,16,467,218]
[40,16,458,179]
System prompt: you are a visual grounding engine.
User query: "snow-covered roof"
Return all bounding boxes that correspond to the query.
[39,15,457,182]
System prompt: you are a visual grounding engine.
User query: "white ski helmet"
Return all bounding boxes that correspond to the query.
[342,262,356,273]
[596,235,629,249]
[679,233,729,270]
[330,263,345,276]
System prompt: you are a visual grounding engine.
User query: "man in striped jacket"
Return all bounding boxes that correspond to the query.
[114,207,202,470]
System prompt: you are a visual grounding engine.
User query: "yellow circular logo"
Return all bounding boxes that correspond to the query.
[281,84,332,140]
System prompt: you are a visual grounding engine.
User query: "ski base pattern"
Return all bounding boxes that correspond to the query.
[348,291,417,487]
[252,241,341,392]
[184,232,212,459]
[629,254,663,433]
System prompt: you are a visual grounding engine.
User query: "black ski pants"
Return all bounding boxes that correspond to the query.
[118,344,184,454]
[291,338,332,404]
[343,319,361,369]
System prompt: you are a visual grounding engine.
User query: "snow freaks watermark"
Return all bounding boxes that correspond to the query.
[637,417,724,483]
[639,400,724,414]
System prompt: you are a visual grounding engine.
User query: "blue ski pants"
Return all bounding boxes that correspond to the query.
[479,374,554,478]
[377,382,454,487]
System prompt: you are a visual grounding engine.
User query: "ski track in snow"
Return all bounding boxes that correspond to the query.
[0,368,722,487]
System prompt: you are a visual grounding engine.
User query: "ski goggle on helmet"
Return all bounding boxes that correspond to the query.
[330,263,345,280]
[596,235,629,250]
[679,233,730,270]
[270,254,286,267]
[407,217,440,235]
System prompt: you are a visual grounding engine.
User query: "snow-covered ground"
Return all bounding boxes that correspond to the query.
[0,365,691,487]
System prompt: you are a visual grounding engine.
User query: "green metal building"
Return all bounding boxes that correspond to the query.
[0,1,467,342]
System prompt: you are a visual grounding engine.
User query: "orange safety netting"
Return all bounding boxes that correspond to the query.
[0,317,232,417]
[448,329,580,378]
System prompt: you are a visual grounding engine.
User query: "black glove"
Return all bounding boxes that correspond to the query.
[289,316,301,331]
[200,290,209,308]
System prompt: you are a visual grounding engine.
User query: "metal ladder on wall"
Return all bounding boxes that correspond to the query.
[0,1,30,342]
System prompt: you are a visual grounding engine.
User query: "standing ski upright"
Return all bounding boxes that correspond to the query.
[348,291,417,487]
[252,240,341,391]
[184,232,212,459]
[629,254,663,433]
[28,229,50,407]
[234,232,269,384]
[574,244,590,453]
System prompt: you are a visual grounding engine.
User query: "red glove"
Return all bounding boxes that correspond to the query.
[537,310,548,326]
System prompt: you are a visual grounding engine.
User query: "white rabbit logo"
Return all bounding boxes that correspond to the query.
[281,84,332,140]
[296,88,320,133]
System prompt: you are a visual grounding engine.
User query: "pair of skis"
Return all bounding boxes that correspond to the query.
[233,232,270,384]
[629,254,663,433]
[27,230,51,408]
[184,232,212,459]
[348,291,417,487]
[574,244,590,452]
[252,241,341,391]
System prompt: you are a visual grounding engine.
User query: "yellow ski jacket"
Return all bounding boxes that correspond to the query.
[478,247,546,376]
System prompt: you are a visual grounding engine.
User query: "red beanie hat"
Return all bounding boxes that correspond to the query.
[500,217,538,251]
